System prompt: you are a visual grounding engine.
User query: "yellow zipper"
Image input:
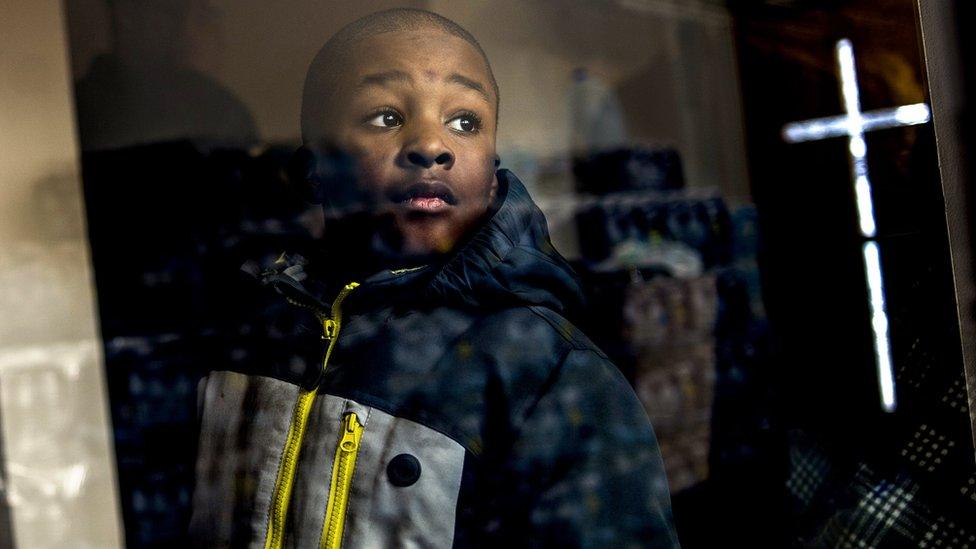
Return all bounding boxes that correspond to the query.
[320,412,364,549]
[264,282,359,549]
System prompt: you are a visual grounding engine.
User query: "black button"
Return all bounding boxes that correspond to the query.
[387,453,422,487]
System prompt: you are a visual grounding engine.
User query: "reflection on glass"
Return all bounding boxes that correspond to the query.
[39,0,976,547]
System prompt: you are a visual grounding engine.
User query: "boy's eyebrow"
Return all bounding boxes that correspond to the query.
[446,73,491,102]
[357,70,411,89]
[356,70,491,103]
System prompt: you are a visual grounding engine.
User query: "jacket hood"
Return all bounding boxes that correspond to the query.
[420,169,584,320]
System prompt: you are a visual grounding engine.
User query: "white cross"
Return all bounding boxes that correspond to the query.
[781,39,932,413]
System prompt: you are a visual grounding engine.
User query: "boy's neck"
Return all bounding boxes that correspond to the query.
[315,219,432,286]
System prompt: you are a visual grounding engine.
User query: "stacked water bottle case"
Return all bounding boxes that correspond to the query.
[572,146,769,494]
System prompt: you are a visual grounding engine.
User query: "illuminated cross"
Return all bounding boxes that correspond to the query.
[781,39,932,413]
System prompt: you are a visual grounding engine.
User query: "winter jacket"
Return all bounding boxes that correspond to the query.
[189,169,679,548]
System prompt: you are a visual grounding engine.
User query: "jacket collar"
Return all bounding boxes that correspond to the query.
[267,170,583,321]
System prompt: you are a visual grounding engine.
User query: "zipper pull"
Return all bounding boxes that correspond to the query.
[322,318,337,341]
[339,413,359,453]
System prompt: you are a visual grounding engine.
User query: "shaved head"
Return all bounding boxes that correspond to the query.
[301,8,498,143]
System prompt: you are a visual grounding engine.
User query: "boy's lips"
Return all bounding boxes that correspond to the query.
[388,181,457,213]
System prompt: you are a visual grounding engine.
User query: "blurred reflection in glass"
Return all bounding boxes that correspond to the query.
[74,0,257,151]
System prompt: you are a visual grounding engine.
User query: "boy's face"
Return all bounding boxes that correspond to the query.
[318,27,498,260]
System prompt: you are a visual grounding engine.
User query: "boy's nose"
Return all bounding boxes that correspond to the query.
[401,126,454,170]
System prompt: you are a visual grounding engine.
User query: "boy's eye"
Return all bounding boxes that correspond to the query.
[366,111,403,128]
[447,114,481,133]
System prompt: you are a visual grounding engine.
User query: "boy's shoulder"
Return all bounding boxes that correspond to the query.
[456,303,610,367]
[525,305,609,358]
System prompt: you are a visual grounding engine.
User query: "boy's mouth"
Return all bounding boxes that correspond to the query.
[389,181,457,213]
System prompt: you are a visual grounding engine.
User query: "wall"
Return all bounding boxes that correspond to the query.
[0,0,123,546]
[917,0,976,454]
[63,0,749,260]
[65,0,749,194]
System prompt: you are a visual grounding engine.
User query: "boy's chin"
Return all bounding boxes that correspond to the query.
[376,229,457,266]
[380,216,457,256]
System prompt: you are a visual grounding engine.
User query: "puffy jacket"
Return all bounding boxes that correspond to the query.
[190,169,679,548]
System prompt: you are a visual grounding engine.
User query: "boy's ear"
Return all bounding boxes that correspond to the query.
[287,145,362,209]
[488,155,501,202]
[287,146,322,204]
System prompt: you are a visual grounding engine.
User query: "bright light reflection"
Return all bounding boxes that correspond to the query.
[854,175,877,237]
[784,106,933,143]
[894,103,931,125]
[780,38,917,413]
[849,135,867,159]
[863,241,897,412]
[838,40,862,120]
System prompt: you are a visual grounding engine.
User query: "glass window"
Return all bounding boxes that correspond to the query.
[48,0,976,546]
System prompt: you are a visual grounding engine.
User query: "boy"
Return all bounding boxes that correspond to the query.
[191,8,678,548]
